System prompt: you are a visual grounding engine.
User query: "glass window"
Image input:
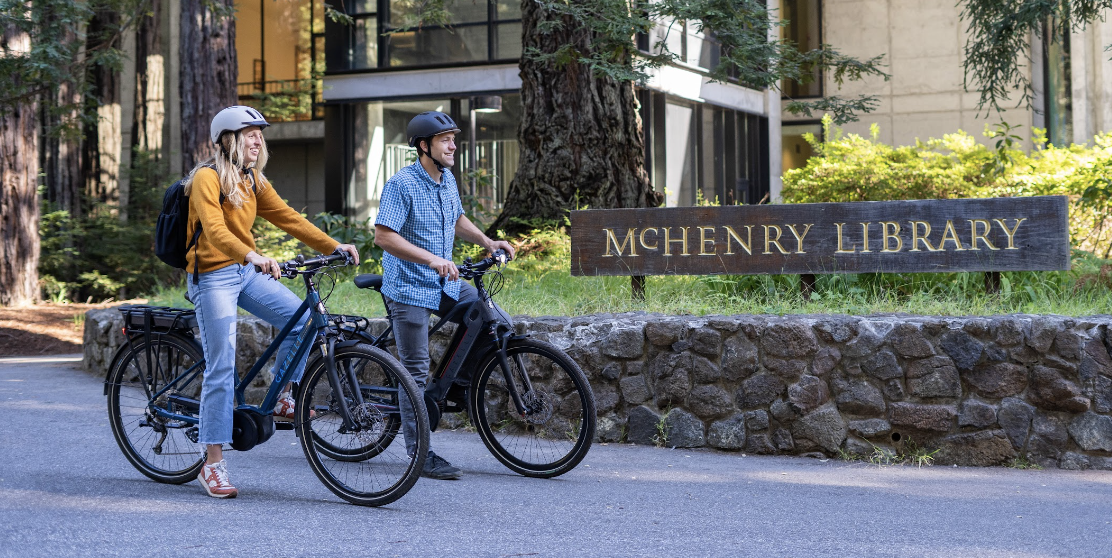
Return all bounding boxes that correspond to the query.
[387,25,489,66]
[459,95,522,213]
[664,100,698,208]
[782,122,822,173]
[494,23,522,61]
[353,17,379,69]
[495,0,521,20]
[781,0,822,98]
[350,0,376,14]
[346,95,521,223]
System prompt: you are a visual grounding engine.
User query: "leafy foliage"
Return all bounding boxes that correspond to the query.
[782,117,1112,257]
[1,0,153,138]
[959,0,1112,113]
[39,149,176,302]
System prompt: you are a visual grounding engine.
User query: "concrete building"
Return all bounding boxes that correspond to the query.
[95,0,1112,219]
[781,0,1112,173]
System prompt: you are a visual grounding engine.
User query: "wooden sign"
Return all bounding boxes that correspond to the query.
[570,196,1070,276]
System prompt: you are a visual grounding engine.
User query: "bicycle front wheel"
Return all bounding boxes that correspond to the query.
[296,343,428,507]
[469,339,596,478]
[106,334,205,484]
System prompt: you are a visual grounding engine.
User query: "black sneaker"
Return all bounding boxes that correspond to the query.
[422,451,462,480]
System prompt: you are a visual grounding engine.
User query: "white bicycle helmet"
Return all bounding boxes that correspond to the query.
[210,105,269,145]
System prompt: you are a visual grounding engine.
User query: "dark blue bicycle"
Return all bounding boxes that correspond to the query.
[104,252,429,506]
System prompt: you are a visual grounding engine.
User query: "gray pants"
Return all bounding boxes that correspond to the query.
[386,283,478,456]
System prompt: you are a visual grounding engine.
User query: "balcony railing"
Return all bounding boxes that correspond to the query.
[237,79,323,123]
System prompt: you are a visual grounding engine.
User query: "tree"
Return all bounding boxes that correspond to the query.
[180,0,237,171]
[1,8,39,306]
[960,0,1112,113]
[394,0,888,236]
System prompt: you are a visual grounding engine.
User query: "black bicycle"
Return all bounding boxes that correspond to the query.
[347,250,596,478]
[103,253,430,506]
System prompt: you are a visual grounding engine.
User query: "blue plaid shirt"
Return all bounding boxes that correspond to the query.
[375,162,465,310]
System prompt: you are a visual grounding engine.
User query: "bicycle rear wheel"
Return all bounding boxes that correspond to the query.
[296,343,428,506]
[469,339,596,478]
[106,334,204,484]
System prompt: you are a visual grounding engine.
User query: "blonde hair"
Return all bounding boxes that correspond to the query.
[183,128,270,207]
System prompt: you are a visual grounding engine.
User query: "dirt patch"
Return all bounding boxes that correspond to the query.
[0,302,141,357]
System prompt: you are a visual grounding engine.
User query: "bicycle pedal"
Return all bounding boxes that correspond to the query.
[274,422,294,431]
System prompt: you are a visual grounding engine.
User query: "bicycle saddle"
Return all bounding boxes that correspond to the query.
[353,274,383,291]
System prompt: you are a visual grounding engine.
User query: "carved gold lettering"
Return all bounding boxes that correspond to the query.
[723,225,753,255]
[908,221,940,252]
[969,219,998,250]
[639,228,659,251]
[860,222,872,253]
[939,220,965,251]
[786,224,813,254]
[663,227,690,256]
[699,226,716,256]
[763,225,790,255]
[881,221,903,252]
[993,217,1026,250]
[603,228,638,257]
[835,223,856,253]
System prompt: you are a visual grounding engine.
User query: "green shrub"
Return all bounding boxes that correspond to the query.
[39,149,177,302]
[783,117,1112,256]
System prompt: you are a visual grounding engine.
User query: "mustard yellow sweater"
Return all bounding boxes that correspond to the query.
[186,167,338,274]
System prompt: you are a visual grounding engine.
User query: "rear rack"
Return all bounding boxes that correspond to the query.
[118,305,198,334]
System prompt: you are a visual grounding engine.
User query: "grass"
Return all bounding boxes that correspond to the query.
[146,230,1112,320]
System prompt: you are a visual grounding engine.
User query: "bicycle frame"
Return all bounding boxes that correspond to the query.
[367,254,535,420]
[142,258,368,432]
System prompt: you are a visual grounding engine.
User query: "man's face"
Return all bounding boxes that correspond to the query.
[425,132,456,167]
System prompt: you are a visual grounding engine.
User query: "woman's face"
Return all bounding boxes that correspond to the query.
[241,126,264,164]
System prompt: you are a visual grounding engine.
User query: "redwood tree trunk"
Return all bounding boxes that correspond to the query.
[41,20,84,219]
[180,0,237,171]
[1,20,41,306]
[134,0,163,154]
[487,0,661,237]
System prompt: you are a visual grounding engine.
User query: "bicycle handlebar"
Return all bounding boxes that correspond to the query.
[459,249,511,280]
[255,249,354,278]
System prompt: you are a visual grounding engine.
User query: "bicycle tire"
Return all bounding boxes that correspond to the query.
[106,333,205,484]
[469,338,596,478]
[296,343,428,506]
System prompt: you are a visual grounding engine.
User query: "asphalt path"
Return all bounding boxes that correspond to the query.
[1,355,1111,558]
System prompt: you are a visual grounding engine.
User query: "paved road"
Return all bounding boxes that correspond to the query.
[1,355,1111,558]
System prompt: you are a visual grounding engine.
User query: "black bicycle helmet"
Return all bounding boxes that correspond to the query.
[407,111,461,147]
[407,111,461,172]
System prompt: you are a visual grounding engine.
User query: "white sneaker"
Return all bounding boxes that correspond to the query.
[197,459,238,498]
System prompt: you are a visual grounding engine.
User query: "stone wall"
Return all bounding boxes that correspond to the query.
[84,308,1112,470]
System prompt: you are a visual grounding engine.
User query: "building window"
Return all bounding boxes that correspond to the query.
[346,94,521,222]
[640,19,722,73]
[336,0,523,71]
[782,122,822,173]
[236,0,326,121]
[1043,16,1072,147]
[640,90,769,207]
[781,0,822,99]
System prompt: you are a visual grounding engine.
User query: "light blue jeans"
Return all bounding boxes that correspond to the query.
[187,264,311,445]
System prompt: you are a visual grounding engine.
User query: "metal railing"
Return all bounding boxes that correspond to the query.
[237,79,322,123]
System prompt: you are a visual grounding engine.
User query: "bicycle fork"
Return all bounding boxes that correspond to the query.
[493,332,537,417]
[322,337,368,431]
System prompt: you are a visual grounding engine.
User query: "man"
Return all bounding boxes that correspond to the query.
[374,111,516,480]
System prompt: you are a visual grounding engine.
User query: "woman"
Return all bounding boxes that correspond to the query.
[184,105,359,499]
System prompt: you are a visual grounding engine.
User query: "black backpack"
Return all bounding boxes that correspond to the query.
[155,164,254,282]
